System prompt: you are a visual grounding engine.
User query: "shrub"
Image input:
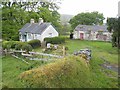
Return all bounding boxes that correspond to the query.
[2,40,33,52]
[44,37,65,44]
[14,42,32,53]
[2,41,18,50]
[2,84,9,89]
[21,43,32,52]
[28,39,41,48]
[8,41,20,49]
[15,42,25,50]
[2,40,20,49]
[2,41,9,50]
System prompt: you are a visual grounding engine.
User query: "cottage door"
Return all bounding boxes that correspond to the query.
[80,33,84,40]
[24,35,27,41]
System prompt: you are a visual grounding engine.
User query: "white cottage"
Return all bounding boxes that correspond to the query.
[19,18,59,42]
[73,25,112,41]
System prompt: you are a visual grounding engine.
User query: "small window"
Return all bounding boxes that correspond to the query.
[28,33,31,39]
[49,33,52,37]
[35,34,37,39]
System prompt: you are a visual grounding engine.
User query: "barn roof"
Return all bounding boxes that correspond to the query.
[75,25,108,32]
[19,22,51,35]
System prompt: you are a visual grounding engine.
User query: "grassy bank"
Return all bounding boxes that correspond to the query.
[2,55,50,88]
[2,40,118,88]
[65,40,118,64]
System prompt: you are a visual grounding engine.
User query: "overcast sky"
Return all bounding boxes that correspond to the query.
[58,0,120,20]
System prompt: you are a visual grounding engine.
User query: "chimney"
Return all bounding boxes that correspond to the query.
[30,19,34,23]
[38,18,43,24]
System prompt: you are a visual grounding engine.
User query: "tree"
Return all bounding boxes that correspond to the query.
[2,4,28,40]
[60,23,72,35]
[69,11,105,29]
[1,0,61,12]
[107,17,120,48]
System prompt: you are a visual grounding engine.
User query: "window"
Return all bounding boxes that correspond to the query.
[28,33,31,39]
[49,33,52,37]
[35,34,37,39]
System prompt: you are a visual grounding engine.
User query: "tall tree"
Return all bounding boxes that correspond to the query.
[69,11,105,29]
[2,4,28,40]
[107,17,120,48]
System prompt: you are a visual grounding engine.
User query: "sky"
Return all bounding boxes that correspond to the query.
[58,0,120,22]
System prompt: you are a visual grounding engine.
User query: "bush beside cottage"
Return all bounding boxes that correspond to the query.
[28,39,41,49]
[44,37,65,44]
[2,41,33,52]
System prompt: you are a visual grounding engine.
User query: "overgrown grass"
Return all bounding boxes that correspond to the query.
[2,55,50,88]
[2,39,118,88]
[65,40,118,64]
[19,56,91,88]
[19,56,118,88]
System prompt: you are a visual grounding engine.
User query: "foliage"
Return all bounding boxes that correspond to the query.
[19,56,91,88]
[2,55,49,88]
[15,42,25,50]
[2,40,33,52]
[21,43,33,52]
[2,41,10,50]
[2,4,28,41]
[2,41,19,50]
[60,23,72,35]
[107,17,120,48]
[69,11,105,29]
[19,54,118,88]
[14,42,32,52]
[44,37,65,44]
[28,39,41,49]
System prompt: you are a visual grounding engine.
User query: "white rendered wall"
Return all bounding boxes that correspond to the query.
[40,25,59,42]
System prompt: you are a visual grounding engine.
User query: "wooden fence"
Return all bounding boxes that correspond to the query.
[4,49,63,61]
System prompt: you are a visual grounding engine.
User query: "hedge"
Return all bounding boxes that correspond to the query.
[21,43,32,52]
[2,41,32,52]
[28,39,41,48]
[2,41,9,49]
[15,42,26,50]
[44,37,65,44]
[2,41,20,50]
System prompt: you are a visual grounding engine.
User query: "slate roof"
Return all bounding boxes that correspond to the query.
[75,25,108,32]
[19,23,51,35]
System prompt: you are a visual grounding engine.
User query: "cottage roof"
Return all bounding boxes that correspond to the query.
[75,25,108,32]
[19,22,51,35]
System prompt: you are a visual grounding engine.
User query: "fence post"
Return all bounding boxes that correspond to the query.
[63,46,66,56]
